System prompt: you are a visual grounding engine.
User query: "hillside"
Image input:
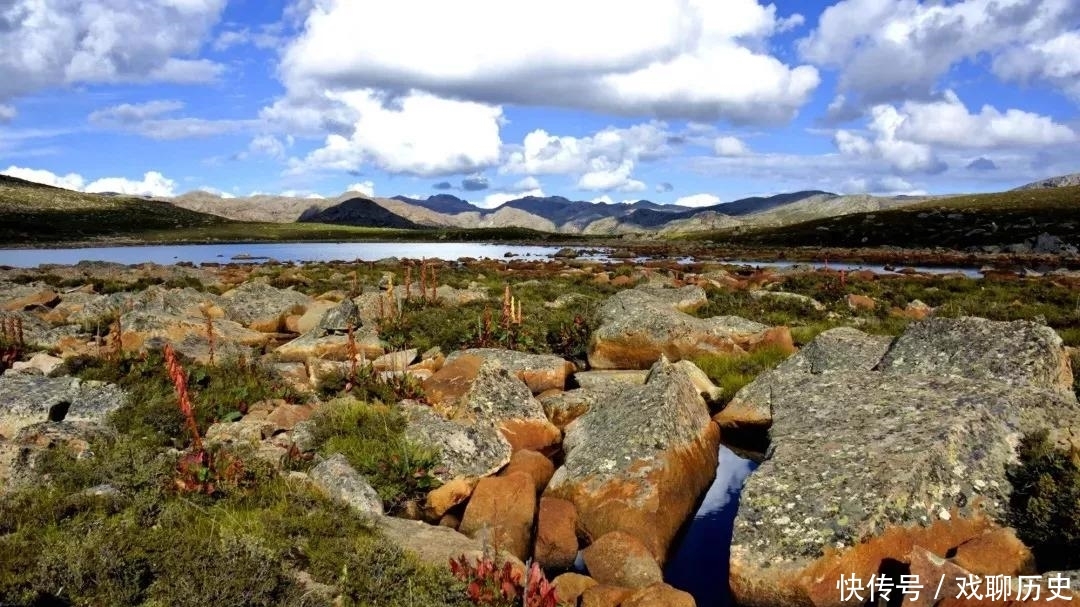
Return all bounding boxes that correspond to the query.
[0,175,233,244]
[697,185,1080,252]
[1015,172,1080,191]
[298,197,422,229]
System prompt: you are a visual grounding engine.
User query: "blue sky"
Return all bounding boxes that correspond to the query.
[1,0,1078,208]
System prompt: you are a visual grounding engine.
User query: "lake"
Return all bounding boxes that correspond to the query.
[0,242,983,276]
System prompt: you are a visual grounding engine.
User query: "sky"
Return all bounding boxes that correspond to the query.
[1,0,1078,209]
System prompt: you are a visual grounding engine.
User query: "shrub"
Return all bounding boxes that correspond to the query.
[1007,430,1080,570]
[309,397,442,513]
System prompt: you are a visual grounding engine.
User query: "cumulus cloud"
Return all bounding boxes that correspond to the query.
[674,193,722,207]
[278,0,817,124]
[656,182,674,193]
[714,136,750,156]
[432,181,453,190]
[994,30,1080,100]
[798,0,1080,106]
[1,165,86,190]
[346,181,375,196]
[2,165,178,196]
[0,0,226,102]
[287,89,503,177]
[0,105,17,123]
[834,91,1074,173]
[504,122,668,192]
[248,134,291,159]
[841,175,927,196]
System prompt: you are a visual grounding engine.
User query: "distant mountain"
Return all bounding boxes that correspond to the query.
[706,190,837,216]
[393,194,476,214]
[299,197,421,229]
[1015,172,1080,190]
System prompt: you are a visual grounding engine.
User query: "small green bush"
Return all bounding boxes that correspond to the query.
[1007,430,1080,570]
[309,397,442,513]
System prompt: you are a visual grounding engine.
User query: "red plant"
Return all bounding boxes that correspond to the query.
[449,555,557,607]
[164,344,202,450]
[203,308,216,366]
[0,315,24,372]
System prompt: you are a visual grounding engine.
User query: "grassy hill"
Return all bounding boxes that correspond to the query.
[687,185,1080,250]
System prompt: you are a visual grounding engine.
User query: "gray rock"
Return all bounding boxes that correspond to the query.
[11,352,65,377]
[880,317,1075,395]
[309,453,384,517]
[220,282,311,326]
[546,357,720,560]
[317,298,362,334]
[571,370,649,389]
[2,421,117,490]
[0,374,124,439]
[400,402,511,483]
[446,348,575,394]
[748,289,826,311]
[376,516,520,569]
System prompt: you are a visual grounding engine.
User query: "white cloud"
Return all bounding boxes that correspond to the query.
[0,0,226,102]
[89,100,256,139]
[513,176,542,191]
[714,136,750,156]
[834,91,1074,173]
[89,100,185,124]
[505,122,667,192]
[212,24,282,52]
[196,186,235,198]
[346,181,375,196]
[0,105,16,123]
[248,134,290,159]
[798,0,1080,105]
[278,0,817,124]
[841,175,927,196]
[994,30,1080,100]
[674,193,721,207]
[590,195,615,205]
[288,89,503,177]
[85,171,177,197]
[1,165,85,190]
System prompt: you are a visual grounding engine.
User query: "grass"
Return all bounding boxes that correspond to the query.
[684,185,1080,250]
[692,345,793,407]
[307,397,442,514]
[1007,430,1080,571]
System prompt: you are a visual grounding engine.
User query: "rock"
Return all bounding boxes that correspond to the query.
[422,355,560,453]
[2,288,60,311]
[535,497,579,570]
[309,453,384,517]
[552,573,597,605]
[0,374,124,439]
[204,419,278,448]
[621,583,696,607]
[425,477,477,519]
[539,389,597,429]
[290,300,337,334]
[580,584,634,607]
[446,349,575,394]
[716,327,892,428]
[273,326,383,362]
[220,282,311,332]
[553,247,579,259]
[588,284,789,370]
[118,309,268,363]
[726,318,1080,607]
[243,400,315,432]
[545,292,590,309]
[571,370,649,389]
[951,527,1035,576]
[748,289,826,311]
[10,352,64,377]
[459,472,537,560]
[846,293,877,311]
[373,349,418,372]
[546,358,720,562]
[501,449,555,492]
[879,317,1075,395]
[318,299,362,334]
[377,515,520,569]
[582,531,663,590]
[3,421,116,488]
[401,402,511,483]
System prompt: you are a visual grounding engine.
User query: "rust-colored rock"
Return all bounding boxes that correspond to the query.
[581,585,634,607]
[610,275,635,287]
[581,531,663,590]
[951,527,1035,576]
[425,477,478,519]
[846,293,877,311]
[502,449,555,492]
[621,583,696,607]
[535,497,579,571]
[3,289,60,311]
[552,573,597,605]
[445,348,576,394]
[459,472,537,561]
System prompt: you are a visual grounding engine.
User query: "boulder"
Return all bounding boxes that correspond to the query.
[424,477,477,519]
[748,289,826,312]
[309,453,384,517]
[459,472,537,560]
[951,527,1035,576]
[535,497,579,570]
[879,317,1074,395]
[2,288,60,311]
[545,357,720,562]
[220,282,312,332]
[446,349,575,394]
[846,293,877,311]
[273,326,383,362]
[716,327,893,428]
[0,374,124,439]
[580,585,634,607]
[422,355,560,453]
[621,583,696,607]
[318,299,362,333]
[373,349,418,372]
[726,320,1080,607]
[551,573,596,605]
[118,309,268,363]
[582,531,662,589]
[571,370,649,390]
[588,285,791,370]
[10,352,64,377]
[400,402,511,483]
[538,389,598,429]
[377,515,520,570]
[501,449,555,492]
[290,300,337,334]
[2,421,116,489]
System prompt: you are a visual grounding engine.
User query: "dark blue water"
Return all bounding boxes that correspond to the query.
[666,446,759,607]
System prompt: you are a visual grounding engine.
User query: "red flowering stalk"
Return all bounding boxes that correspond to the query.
[164,344,202,450]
